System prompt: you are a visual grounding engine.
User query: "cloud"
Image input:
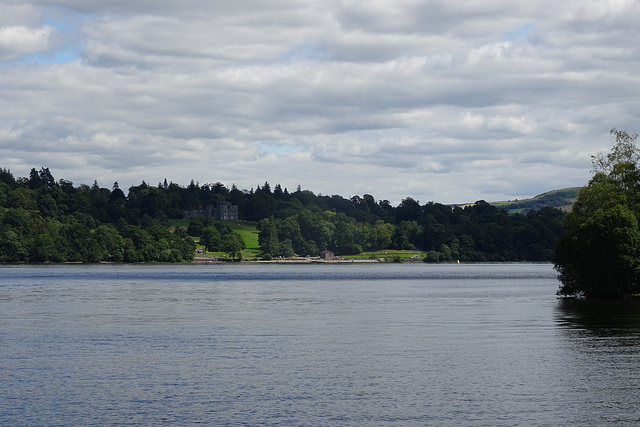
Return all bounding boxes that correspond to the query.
[0,25,56,61]
[0,0,639,204]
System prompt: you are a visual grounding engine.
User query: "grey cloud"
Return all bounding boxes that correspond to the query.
[0,0,638,204]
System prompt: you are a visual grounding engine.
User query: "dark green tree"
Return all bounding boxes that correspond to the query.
[332,216,362,255]
[257,217,280,257]
[555,129,640,298]
[396,197,422,223]
[171,234,196,262]
[187,219,205,237]
[221,232,246,260]
[200,225,222,252]
[0,228,28,262]
[369,221,394,251]
[95,225,126,262]
[29,233,56,262]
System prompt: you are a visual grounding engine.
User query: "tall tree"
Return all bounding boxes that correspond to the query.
[221,233,246,261]
[200,226,222,252]
[554,129,640,298]
[257,217,280,257]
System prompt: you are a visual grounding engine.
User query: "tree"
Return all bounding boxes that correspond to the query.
[369,221,394,251]
[279,239,295,257]
[187,219,204,237]
[297,209,334,251]
[262,181,271,195]
[0,228,27,262]
[396,197,422,223]
[171,233,196,262]
[424,250,440,263]
[554,129,640,298]
[109,185,127,208]
[200,226,222,252]
[0,168,16,187]
[29,233,56,262]
[39,168,55,187]
[59,222,94,262]
[332,216,362,255]
[273,184,283,198]
[555,203,640,298]
[221,232,246,260]
[28,168,41,189]
[257,217,280,257]
[392,220,420,250]
[591,129,640,176]
[95,225,125,262]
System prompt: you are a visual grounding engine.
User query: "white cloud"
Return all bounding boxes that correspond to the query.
[0,0,639,204]
[0,25,55,60]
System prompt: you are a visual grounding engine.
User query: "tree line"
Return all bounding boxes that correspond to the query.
[0,168,198,263]
[0,167,567,263]
[256,200,564,262]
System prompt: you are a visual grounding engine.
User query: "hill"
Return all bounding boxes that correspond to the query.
[490,187,580,214]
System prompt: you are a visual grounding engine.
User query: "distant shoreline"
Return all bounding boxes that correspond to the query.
[191,256,386,264]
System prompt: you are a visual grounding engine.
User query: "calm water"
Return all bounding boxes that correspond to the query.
[1,263,640,426]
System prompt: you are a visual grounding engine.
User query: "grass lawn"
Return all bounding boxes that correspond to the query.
[175,219,260,260]
[346,249,425,261]
[231,221,260,259]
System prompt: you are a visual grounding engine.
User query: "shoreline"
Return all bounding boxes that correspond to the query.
[191,256,387,264]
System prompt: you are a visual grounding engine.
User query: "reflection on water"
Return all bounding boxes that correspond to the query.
[555,298,640,335]
[553,298,640,426]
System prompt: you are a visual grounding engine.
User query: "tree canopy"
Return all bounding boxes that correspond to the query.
[0,166,567,264]
[554,129,640,298]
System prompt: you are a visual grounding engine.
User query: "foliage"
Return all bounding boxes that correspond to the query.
[0,168,195,263]
[255,201,564,260]
[221,233,246,260]
[199,226,221,252]
[0,167,567,264]
[554,129,640,298]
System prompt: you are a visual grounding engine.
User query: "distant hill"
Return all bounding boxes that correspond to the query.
[489,187,581,214]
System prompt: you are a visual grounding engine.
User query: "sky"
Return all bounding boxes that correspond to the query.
[1,0,639,205]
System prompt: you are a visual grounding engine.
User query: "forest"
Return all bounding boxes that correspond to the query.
[0,167,566,263]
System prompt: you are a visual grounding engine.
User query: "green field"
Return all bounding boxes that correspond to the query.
[345,250,425,261]
[231,221,260,259]
[171,219,260,260]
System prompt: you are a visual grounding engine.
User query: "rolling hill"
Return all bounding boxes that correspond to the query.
[489,187,581,214]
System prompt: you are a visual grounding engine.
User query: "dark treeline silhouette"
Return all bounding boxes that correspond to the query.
[0,167,566,262]
[554,129,640,298]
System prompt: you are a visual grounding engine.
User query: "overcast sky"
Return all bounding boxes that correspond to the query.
[1,0,639,204]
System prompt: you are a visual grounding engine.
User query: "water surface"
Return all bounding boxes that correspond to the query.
[1,263,639,425]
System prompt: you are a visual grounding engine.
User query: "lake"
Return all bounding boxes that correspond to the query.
[1,263,639,426]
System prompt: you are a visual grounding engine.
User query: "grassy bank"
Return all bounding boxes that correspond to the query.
[171,219,260,260]
[344,250,425,261]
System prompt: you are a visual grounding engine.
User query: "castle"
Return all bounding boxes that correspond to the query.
[184,201,239,221]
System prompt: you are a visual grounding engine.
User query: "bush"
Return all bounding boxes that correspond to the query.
[424,250,440,263]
